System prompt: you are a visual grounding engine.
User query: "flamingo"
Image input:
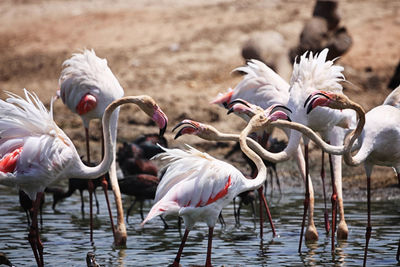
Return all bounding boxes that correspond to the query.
[58,49,126,244]
[211,58,336,241]
[0,89,167,266]
[248,90,397,265]
[213,52,354,250]
[141,107,289,267]
[303,90,399,266]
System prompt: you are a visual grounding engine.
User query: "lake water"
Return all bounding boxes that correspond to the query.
[0,185,399,267]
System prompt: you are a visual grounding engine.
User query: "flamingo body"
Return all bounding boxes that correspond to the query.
[59,49,124,127]
[142,145,260,229]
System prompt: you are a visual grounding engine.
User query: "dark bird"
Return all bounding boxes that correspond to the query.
[19,190,45,228]
[118,174,167,227]
[49,175,109,218]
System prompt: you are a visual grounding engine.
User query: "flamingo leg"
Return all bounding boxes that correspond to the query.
[85,127,94,243]
[250,198,257,226]
[329,153,338,253]
[140,201,145,221]
[233,197,238,226]
[88,179,94,243]
[218,213,225,228]
[79,190,85,219]
[237,199,242,226]
[28,192,44,267]
[258,187,276,237]
[94,190,99,214]
[273,166,282,194]
[172,228,189,266]
[159,216,169,229]
[126,199,137,224]
[299,143,310,253]
[205,227,214,267]
[363,173,372,267]
[258,188,263,239]
[320,150,330,234]
[102,177,116,240]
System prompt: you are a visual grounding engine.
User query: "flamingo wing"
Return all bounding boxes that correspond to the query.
[143,145,243,225]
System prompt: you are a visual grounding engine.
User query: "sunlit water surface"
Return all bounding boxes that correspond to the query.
[0,186,399,267]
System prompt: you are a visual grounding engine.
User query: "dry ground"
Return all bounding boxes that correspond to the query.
[0,0,399,199]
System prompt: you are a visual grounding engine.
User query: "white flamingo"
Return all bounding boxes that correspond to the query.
[303,90,399,266]
[0,89,168,267]
[141,108,289,267]
[59,49,127,244]
[212,53,354,250]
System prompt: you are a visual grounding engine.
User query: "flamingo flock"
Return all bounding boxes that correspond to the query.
[0,48,398,267]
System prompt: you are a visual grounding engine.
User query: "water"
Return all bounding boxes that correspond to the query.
[0,186,399,267]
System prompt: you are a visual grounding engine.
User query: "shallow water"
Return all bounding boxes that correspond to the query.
[0,186,399,267]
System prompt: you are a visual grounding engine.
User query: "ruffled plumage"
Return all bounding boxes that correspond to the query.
[290,48,345,94]
[143,145,249,228]
[0,89,75,199]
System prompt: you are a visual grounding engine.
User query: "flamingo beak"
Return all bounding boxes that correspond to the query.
[226,99,252,114]
[152,106,168,137]
[172,120,199,139]
[268,105,292,122]
[305,91,332,114]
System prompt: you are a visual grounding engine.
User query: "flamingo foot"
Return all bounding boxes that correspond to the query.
[337,220,349,240]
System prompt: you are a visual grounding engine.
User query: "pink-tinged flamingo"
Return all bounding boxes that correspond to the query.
[59,49,127,244]
[211,58,338,241]
[228,50,355,252]
[0,89,167,267]
[141,107,289,267]
[304,91,399,266]
[173,118,277,237]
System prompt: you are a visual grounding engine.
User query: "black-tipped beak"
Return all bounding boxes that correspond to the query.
[305,92,331,114]
[172,120,199,139]
[271,104,292,114]
[227,107,234,115]
[159,125,167,137]
[174,129,183,140]
[304,92,330,108]
[227,99,251,109]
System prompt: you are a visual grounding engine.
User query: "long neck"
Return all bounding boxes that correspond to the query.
[203,131,292,163]
[238,124,267,191]
[343,102,366,166]
[268,101,366,159]
[69,97,143,178]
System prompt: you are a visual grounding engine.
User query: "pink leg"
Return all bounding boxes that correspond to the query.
[28,192,44,267]
[101,177,116,240]
[172,228,189,266]
[363,174,372,267]
[85,127,94,243]
[258,187,276,237]
[299,144,309,253]
[205,227,214,267]
[320,150,330,234]
[329,153,337,252]
[258,189,264,239]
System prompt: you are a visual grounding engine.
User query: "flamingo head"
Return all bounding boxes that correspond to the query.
[304,90,351,114]
[173,119,220,141]
[226,99,264,118]
[249,104,292,133]
[135,96,168,137]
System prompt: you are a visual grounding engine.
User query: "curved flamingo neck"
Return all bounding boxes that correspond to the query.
[239,123,267,191]
[69,96,143,178]
[343,102,366,166]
